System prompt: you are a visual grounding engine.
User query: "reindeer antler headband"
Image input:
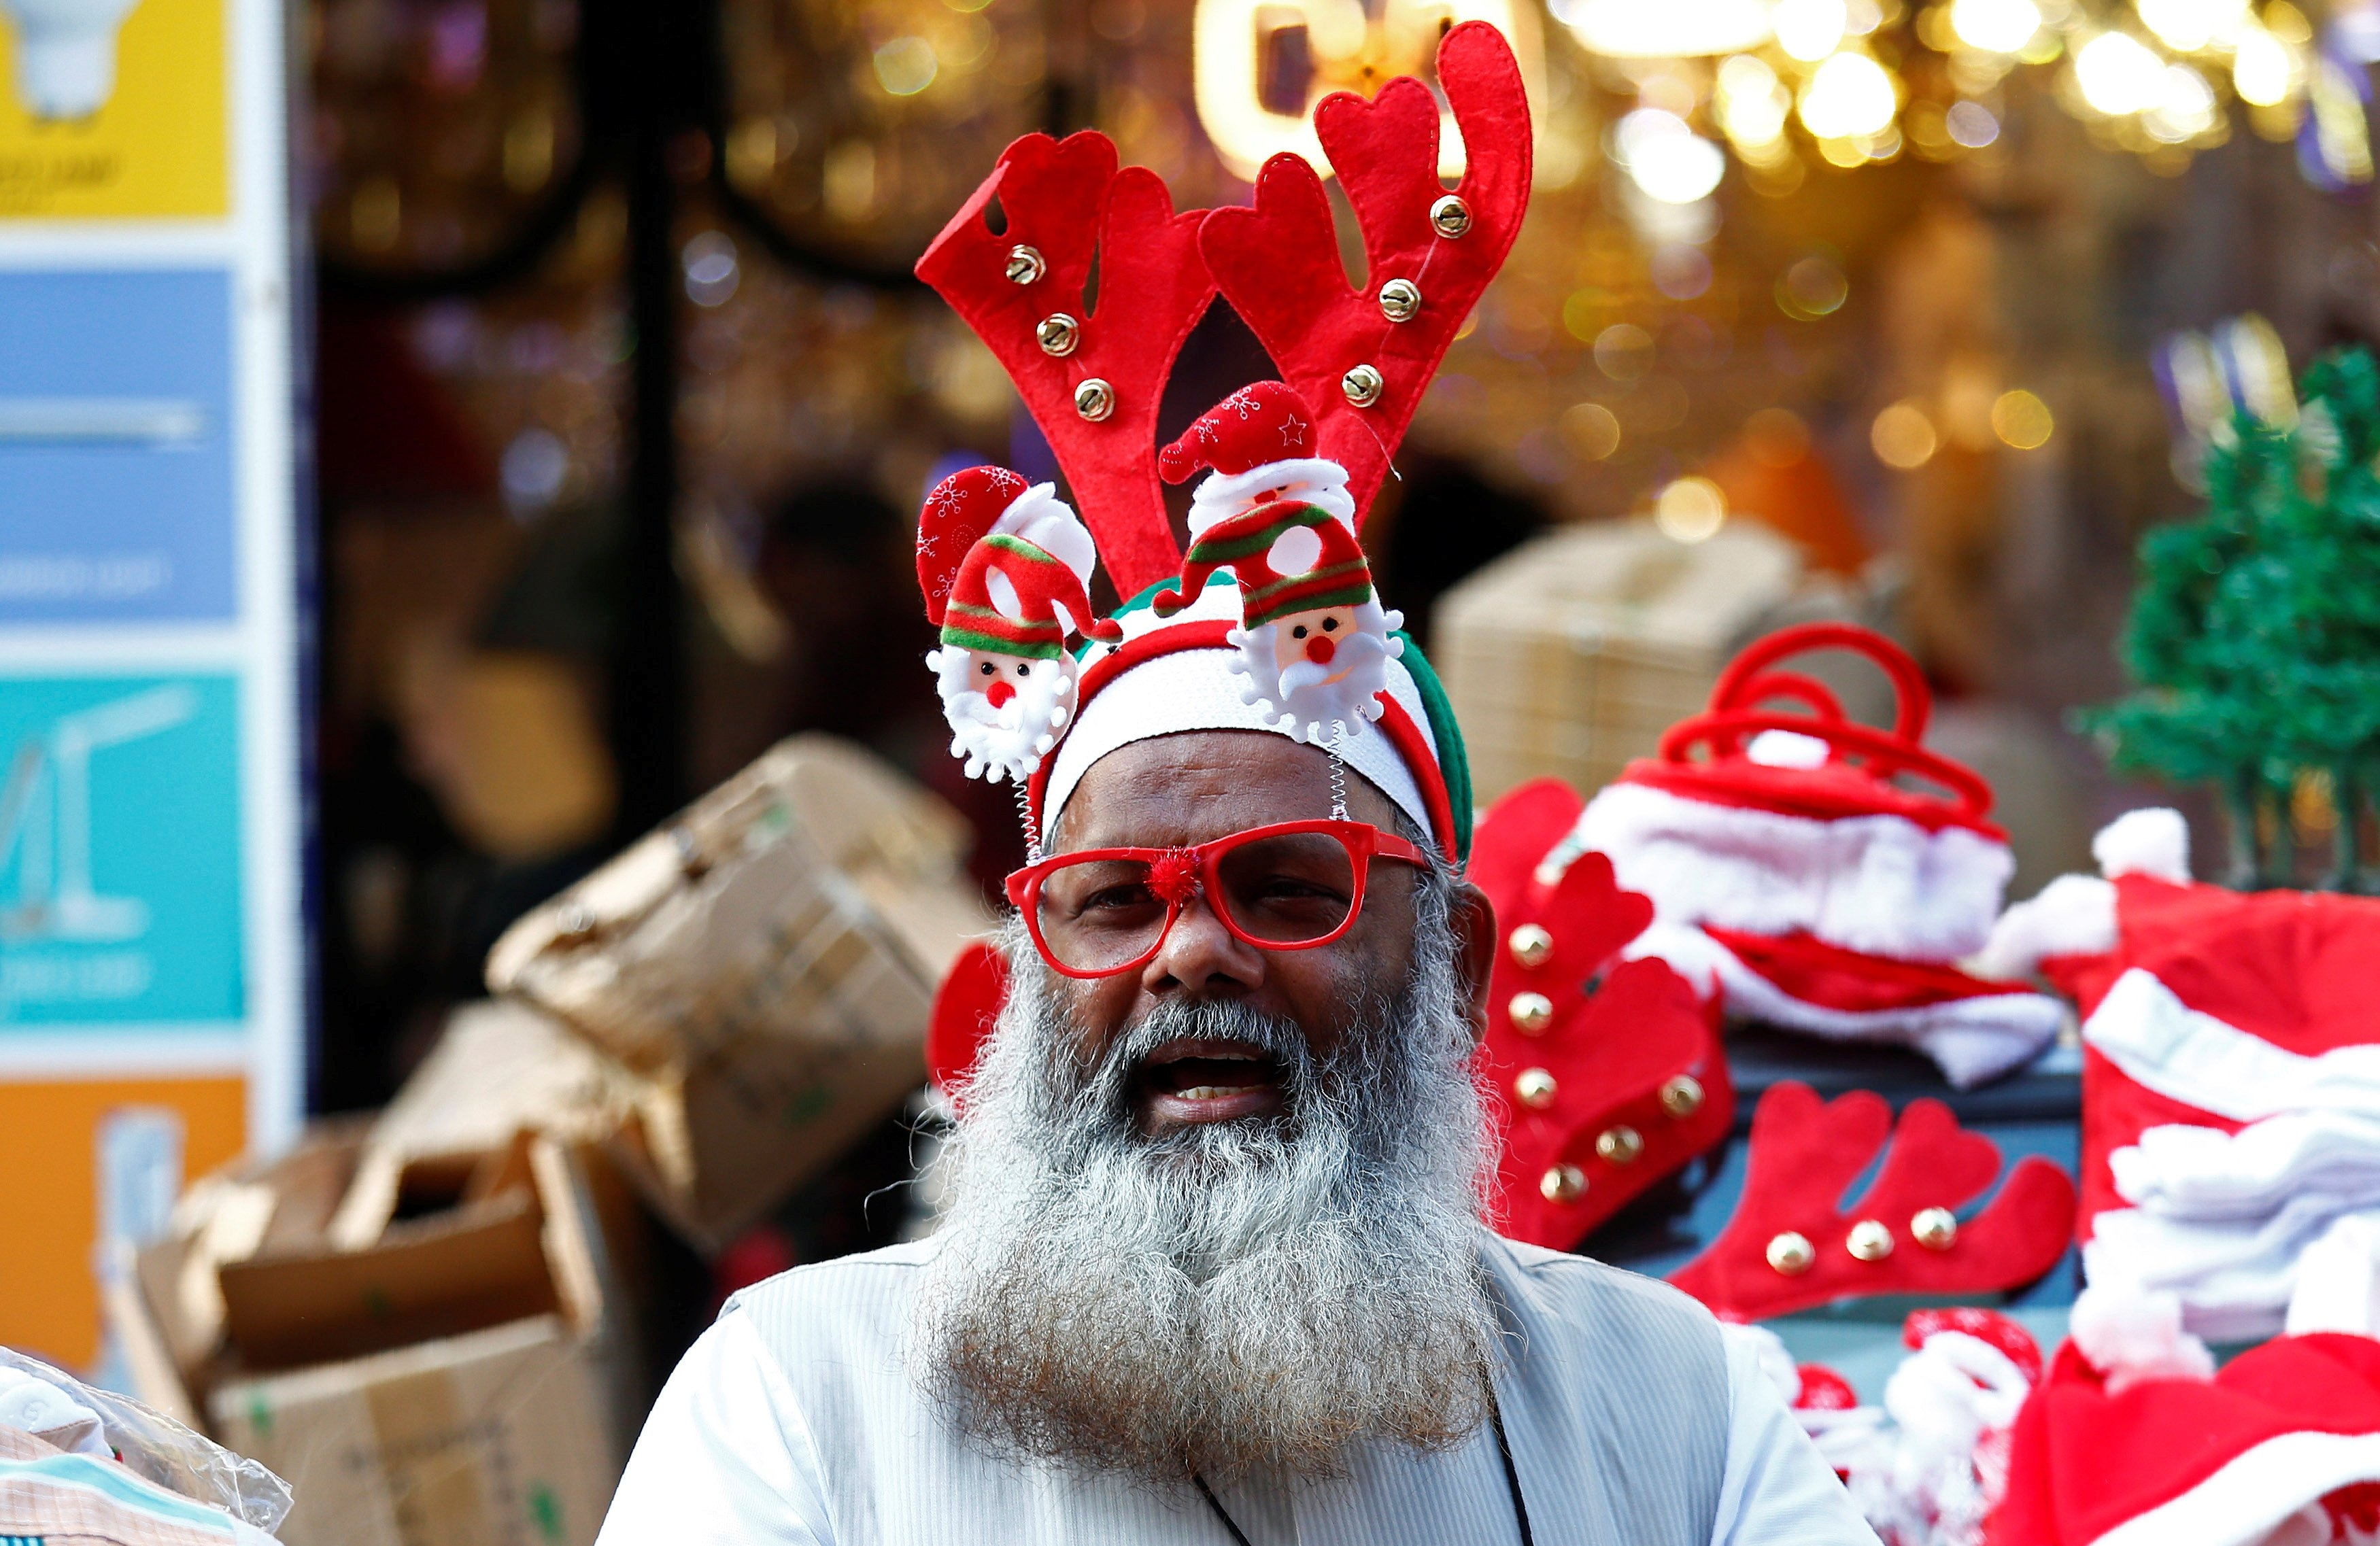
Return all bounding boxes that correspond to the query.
[909,21,1531,861]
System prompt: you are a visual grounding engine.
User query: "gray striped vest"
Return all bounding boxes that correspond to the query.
[728,1230,1731,1545]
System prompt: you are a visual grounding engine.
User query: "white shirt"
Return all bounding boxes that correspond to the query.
[599,1238,1876,1546]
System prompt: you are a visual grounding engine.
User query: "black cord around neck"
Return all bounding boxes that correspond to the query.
[1192,1394,1534,1545]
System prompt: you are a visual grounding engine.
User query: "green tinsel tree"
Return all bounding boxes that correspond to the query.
[2081,345,2380,889]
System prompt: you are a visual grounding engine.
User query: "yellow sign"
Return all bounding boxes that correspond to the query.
[0,0,226,219]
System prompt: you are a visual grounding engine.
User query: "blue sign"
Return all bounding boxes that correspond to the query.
[0,674,243,1027]
[0,270,236,623]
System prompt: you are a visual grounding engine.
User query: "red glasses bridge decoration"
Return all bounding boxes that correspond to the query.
[1668,1082,2077,1322]
[1470,778,1733,1252]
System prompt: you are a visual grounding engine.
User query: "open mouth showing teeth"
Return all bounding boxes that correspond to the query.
[1135,1037,1284,1120]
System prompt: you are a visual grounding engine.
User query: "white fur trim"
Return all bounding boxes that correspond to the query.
[1975,874,2118,980]
[2067,1284,2215,1392]
[2113,1111,2380,1221]
[2088,1430,2380,1546]
[2285,1213,2380,1337]
[1185,458,1356,540]
[1621,919,2063,1088]
[991,481,1097,587]
[2094,808,2192,882]
[1576,782,2017,961]
[2084,969,2380,1123]
[1042,629,1440,845]
[1747,729,1831,768]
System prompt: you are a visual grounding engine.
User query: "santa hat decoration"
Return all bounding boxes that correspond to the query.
[1155,496,1378,630]
[1159,379,1357,539]
[1990,1327,2380,1546]
[917,466,1122,786]
[917,464,1111,658]
[1567,621,2064,1088]
[1982,811,2380,1340]
[1467,778,1733,1250]
[1667,1082,2077,1322]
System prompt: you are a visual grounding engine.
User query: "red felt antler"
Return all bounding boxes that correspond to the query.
[1198,21,1531,526]
[1668,1083,2076,1321]
[916,133,1215,597]
[1471,779,1733,1250]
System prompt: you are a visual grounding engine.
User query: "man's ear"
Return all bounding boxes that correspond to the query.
[1449,879,1497,1050]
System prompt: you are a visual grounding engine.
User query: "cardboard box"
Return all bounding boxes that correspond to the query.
[112,1118,639,1546]
[1435,520,1806,804]
[486,734,993,1248]
[211,1314,615,1546]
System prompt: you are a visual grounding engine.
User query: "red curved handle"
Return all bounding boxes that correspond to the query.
[1707,623,1932,746]
[1703,671,1847,760]
[1658,709,1994,821]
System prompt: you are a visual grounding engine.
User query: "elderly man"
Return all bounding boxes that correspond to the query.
[597,475,1877,1544]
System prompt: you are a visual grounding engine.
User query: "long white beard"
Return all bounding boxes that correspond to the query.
[1233,603,1403,745]
[912,884,1498,1482]
[930,646,1078,783]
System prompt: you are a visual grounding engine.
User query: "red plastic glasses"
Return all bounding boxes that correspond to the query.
[1004,819,1432,978]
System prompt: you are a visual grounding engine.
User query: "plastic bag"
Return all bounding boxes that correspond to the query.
[0,1347,292,1532]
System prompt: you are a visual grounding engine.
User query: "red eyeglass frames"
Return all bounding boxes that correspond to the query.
[1003,819,1432,979]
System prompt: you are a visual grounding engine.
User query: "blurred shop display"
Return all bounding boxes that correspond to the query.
[486,734,991,1247]
[2090,338,2380,889]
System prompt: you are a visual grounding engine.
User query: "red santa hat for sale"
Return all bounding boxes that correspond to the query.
[1159,378,1358,540]
[1465,778,1733,1250]
[1563,623,2064,1088]
[1982,810,2380,1341]
[1990,1292,2380,1546]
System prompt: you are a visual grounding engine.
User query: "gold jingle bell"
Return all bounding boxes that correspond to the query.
[1508,991,1554,1035]
[1004,244,1046,284]
[1846,1219,1894,1262]
[1595,1124,1644,1165]
[1514,1067,1557,1110]
[1911,1207,1959,1251]
[1508,923,1554,969]
[1073,377,1115,422]
[1036,313,1080,357]
[1766,1231,1816,1275]
[1540,1163,1587,1204]
[1342,362,1384,407]
[1430,194,1472,238]
[1378,277,1422,323]
[1659,1073,1705,1120]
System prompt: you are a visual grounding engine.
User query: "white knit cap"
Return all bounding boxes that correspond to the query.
[1043,577,1439,842]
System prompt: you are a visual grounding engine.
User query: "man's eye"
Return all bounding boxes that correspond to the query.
[1322,616,1339,632]
[979,662,995,675]
[1292,625,1308,638]
[1016,662,1030,676]
[1081,883,1157,912]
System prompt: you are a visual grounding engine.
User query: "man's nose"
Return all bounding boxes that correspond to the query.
[1143,887,1263,995]
[985,678,1016,707]
[1304,634,1336,666]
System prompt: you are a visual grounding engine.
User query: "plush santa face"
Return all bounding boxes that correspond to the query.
[1231,598,1401,744]
[930,644,1081,782]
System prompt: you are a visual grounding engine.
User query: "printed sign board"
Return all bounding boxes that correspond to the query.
[0,0,226,218]
[0,0,293,1372]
